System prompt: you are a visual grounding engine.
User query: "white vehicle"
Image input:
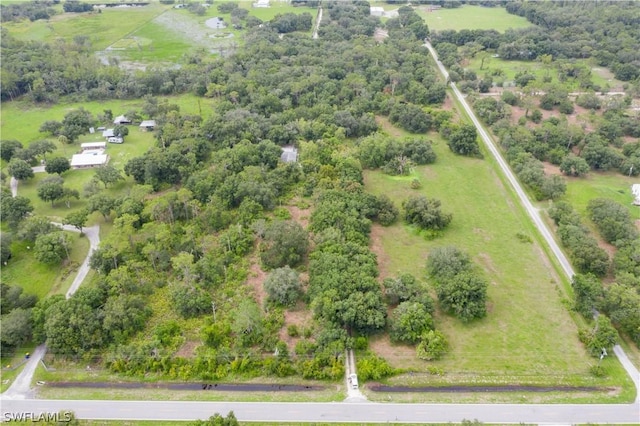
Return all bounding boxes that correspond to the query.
[107,137,124,144]
[348,373,358,390]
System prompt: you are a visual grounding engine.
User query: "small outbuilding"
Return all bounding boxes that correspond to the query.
[253,0,269,7]
[102,128,115,138]
[281,146,298,163]
[139,120,156,131]
[113,115,132,125]
[81,142,107,151]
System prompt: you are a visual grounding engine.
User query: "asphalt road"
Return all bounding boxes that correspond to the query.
[424,41,576,279]
[2,399,639,423]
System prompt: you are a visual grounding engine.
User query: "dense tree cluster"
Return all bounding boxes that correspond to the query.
[571,273,640,347]
[427,246,488,322]
[62,1,93,13]
[0,1,56,23]
[587,198,639,248]
[432,2,640,83]
[402,195,452,233]
[3,6,456,379]
[309,189,386,334]
[357,133,437,176]
[0,284,38,357]
[548,201,610,276]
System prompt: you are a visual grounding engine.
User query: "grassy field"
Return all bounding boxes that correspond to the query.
[562,172,640,219]
[0,96,218,145]
[363,133,617,385]
[416,5,531,33]
[2,232,90,300]
[4,4,169,49]
[464,56,622,91]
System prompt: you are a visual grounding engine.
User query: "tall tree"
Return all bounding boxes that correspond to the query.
[94,165,124,189]
[37,175,65,206]
[8,158,34,180]
[45,157,71,175]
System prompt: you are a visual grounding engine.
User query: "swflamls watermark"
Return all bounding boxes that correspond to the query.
[3,411,73,423]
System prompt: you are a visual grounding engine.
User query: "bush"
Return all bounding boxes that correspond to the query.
[171,285,211,318]
[389,301,434,344]
[264,266,303,307]
[287,324,300,337]
[402,195,452,231]
[356,354,394,380]
[416,330,448,361]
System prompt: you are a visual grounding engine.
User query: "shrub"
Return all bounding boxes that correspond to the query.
[264,266,303,307]
[416,330,448,361]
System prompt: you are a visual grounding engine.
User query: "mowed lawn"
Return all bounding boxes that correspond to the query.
[2,233,89,300]
[416,5,531,33]
[563,171,640,220]
[365,136,594,379]
[0,95,218,144]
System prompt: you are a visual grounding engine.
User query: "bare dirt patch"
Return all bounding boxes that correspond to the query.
[175,340,199,359]
[369,334,421,370]
[247,255,268,307]
[441,94,455,113]
[374,28,388,42]
[375,115,405,138]
[370,223,391,280]
[279,307,313,351]
[286,203,310,229]
[542,162,562,176]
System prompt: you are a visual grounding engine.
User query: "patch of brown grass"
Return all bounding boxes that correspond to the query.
[175,340,200,359]
[246,255,268,307]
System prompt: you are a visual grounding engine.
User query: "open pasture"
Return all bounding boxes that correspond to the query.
[364,134,598,382]
[417,5,531,33]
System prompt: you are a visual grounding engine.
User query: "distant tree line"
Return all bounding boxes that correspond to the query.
[0,1,57,22]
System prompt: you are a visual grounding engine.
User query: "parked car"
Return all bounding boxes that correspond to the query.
[107,137,123,144]
[348,373,358,390]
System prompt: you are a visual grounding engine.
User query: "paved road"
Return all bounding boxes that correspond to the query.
[1,399,639,423]
[2,196,101,400]
[424,41,577,282]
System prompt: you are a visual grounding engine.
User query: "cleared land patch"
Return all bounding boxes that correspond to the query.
[417,5,531,33]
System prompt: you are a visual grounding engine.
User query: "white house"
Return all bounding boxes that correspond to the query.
[102,128,115,138]
[253,0,269,7]
[70,150,109,169]
[632,184,640,206]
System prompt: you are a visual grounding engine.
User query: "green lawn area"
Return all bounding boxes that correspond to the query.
[4,5,169,50]
[464,56,621,91]
[2,232,90,300]
[116,20,195,63]
[0,96,218,145]
[242,2,318,22]
[416,5,531,33]
[364,135,603,381]
[563,171,640,219]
